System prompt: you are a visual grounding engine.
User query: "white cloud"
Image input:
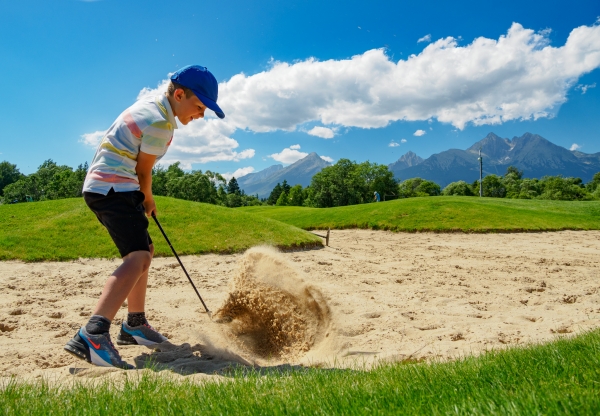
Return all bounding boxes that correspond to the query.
[575,83,596,94]
[80,130,106,147]
[401,138,407,143]
[269,146,308,164]
[221,166,255,181]
[307,126,336,139]
[414,129,426,136]
[320,155,334,163]
[389,141,400,147]
[417,34,432,43]
[570,143,582,151]
[83,22,600,167]
[290,144,301,150]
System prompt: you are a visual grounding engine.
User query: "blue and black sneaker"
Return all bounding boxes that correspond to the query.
[117,322,168,347]
[64,327,134,369]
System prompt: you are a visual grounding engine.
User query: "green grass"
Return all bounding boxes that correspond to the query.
[0,197,321,261]
[2,330,600,415]
[240,197,600,232]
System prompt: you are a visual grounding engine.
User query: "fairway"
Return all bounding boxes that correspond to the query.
[240,197,600,232]
[0,197,321,261]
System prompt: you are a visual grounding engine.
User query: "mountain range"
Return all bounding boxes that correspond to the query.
[389,132,600,187]
[237,133,600,196]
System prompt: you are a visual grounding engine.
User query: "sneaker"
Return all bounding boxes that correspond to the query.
[117,322,168,347]
[64,327,134,369]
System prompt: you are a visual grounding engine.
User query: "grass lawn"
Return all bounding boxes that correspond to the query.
[2,329,599,415]
[240,197,600,232]
[0,197,321,261]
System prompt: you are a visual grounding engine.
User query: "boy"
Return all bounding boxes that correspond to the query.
[64,65,225,369]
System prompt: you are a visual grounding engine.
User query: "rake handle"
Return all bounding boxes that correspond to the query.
[151,213,211,315]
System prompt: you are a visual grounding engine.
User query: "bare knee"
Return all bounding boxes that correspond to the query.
[123,250,152,273]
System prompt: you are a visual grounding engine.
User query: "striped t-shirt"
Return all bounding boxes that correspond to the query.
[83,94,177,195]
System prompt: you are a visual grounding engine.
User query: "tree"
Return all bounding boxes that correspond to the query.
[505,165,523,180]
[267,183,283,205]
[397,178,440,198]
[0,161,23,197]
[537,175,590,201]
[287,185,305,206]
[167,170,219,203]
[275,190,289,206]
[586,172,600,193]
[442,181,474,196]
[227,177,241,195]
[152,162,185,196]
[482,174,506,198]
[356,161,398,201]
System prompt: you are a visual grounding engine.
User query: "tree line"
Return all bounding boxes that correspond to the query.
[268,162,600,206]
[2,158,599,206]
[0,160,261,207]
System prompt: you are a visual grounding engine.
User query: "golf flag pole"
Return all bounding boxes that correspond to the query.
[151,213,212,317]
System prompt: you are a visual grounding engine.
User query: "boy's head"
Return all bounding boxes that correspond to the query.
[167,65,225,125]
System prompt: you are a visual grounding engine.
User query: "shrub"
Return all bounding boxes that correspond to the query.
[442,181,474,196]
[398,178,441,198]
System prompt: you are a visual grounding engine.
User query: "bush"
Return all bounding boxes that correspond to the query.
[397,178,441,198]
[442,181,474,196]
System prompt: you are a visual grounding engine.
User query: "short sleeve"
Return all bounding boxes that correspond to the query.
[140,120,173,155]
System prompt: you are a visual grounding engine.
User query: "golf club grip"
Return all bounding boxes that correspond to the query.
[151,214,211,314]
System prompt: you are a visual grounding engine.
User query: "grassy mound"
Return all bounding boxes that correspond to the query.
[0,197,321,261]
[240,197,600,232]
[2,330,600,414]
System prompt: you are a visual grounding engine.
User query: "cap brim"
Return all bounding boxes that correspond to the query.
[193,90,225,119]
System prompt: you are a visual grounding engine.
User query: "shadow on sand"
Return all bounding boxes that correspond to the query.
[131,341,329,377]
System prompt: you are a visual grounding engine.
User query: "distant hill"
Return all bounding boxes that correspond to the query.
[387,151,424,171]
[238,152,331,198]
[389,132,600,187]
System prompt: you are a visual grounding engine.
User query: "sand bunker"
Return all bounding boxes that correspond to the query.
[212,247,331,361]
[1,230,600,384]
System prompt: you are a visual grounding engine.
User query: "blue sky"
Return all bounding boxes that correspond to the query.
[1,0,599,177]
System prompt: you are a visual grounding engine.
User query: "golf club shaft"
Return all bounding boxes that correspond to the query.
[151,213,211,315]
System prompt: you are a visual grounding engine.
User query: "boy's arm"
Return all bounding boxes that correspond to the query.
[136,151,158,217]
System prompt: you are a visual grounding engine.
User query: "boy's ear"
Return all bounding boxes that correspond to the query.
[173,88,185,102]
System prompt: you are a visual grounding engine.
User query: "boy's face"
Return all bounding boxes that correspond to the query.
[173,89,207,125]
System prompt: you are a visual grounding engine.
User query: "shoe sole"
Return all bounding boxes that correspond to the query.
[64,336,91,363]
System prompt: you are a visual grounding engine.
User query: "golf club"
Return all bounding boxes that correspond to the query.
[151,213,212,318]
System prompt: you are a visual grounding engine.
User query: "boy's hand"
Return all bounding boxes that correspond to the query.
[143,197,157,217]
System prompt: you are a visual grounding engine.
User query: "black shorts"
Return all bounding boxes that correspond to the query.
[84,189,153,258]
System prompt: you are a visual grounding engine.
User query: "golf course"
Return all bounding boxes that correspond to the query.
[1,196,600,414]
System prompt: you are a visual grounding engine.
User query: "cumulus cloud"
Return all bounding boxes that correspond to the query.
[417,34,432,43]
[570,143,582,151]
[389,141,400,147]
[413,129,426,136]
[83,22,600,168]
[320,155,334,163]
[222,166,255,181]
[401,138,407,143]
[307,126,336,139]
[80,130,106,147]
[575,83,596,94]
[269,145,308,164]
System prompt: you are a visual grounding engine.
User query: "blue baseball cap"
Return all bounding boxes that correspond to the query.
[170,65,225,119]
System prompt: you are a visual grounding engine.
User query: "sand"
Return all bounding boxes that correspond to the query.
[1,229,599,384]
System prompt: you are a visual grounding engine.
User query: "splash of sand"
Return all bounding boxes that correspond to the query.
[211,246,332,363]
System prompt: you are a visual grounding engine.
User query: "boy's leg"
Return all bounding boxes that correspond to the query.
[93,250,152,320]
[116,244,168,346]
[125,244,154,314]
